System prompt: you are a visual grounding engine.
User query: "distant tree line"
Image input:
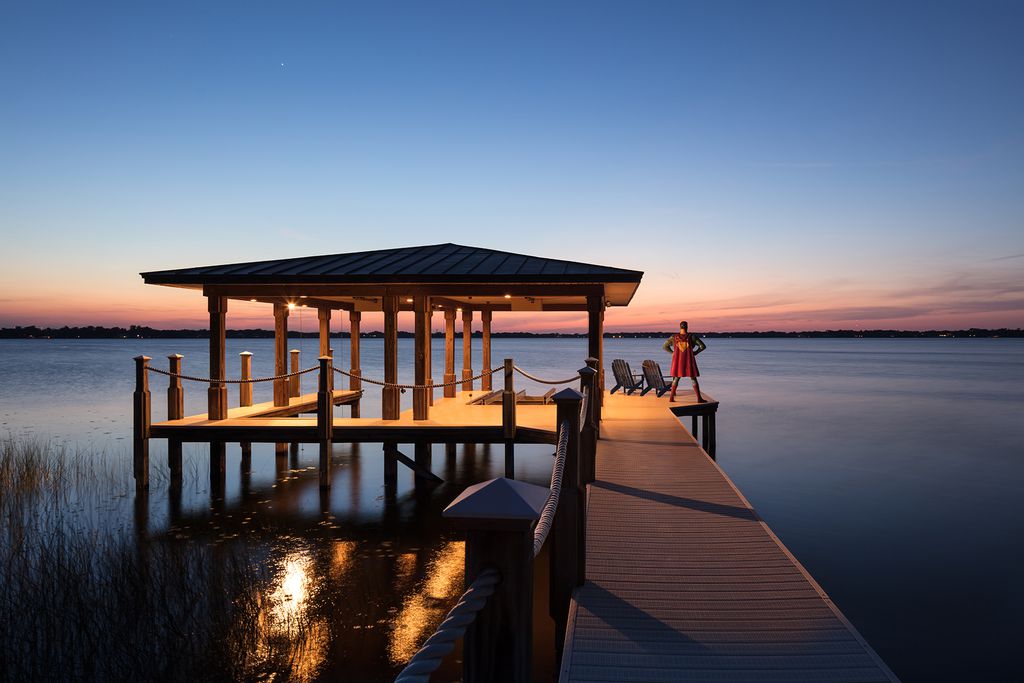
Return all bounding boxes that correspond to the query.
[1,325,1021,339]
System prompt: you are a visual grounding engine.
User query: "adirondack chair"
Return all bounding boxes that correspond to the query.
[610,358,644,394]
[641,360,672,397]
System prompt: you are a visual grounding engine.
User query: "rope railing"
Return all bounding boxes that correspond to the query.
[533,419,569,558]
[146,364,319,384]
[579,387,589,433]
[333,365,501,390]
[393,567,501,683]
[513,365,581,385]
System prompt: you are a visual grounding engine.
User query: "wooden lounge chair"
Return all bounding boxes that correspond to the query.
[641,360,672,397]
[610,359,644,394]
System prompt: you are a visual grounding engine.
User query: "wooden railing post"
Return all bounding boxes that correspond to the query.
[289,348,301,398]
[166,354,183,479]
[133,355,151,490]
[502,358,516,440]
[444,478,549,683]
[239,351,253,468]
[317,355,333,489]
[502,358,516,478]
[550,388,585,652]
[239,351,253,407]
[578,365,598,484]
[585,357,601,437]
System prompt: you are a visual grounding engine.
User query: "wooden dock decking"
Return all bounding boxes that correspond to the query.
[560,391,898,683]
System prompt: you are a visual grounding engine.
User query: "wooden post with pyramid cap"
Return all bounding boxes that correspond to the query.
[444,477,549,683]
[133,355,151,490]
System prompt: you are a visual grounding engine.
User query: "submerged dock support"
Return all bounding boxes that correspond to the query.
[132,355,151,491]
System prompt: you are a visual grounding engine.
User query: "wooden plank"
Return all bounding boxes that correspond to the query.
[560,391,899,683]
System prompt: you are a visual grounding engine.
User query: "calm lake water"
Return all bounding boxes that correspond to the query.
[1,337,1022,682]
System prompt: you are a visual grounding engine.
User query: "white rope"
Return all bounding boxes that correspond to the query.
[512,365,580,385]
[394,567,501,682]
[533,419,569,557]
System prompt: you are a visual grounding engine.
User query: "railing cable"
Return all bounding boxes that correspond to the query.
[512,365,580,385]
[533,419,569,557]
[333,365,500,390]
[146,365,319,384]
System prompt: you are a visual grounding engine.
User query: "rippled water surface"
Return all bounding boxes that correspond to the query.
[1,337,1022,682]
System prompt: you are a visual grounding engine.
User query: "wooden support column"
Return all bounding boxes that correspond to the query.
[461,308,474,391]
[318,307,332,391]
[587,295,605,407]
[274,303,289,458]
[503,358,516,478]
[207,295,228,420]
[413,296,430,420]
[133,355,151,490]
[585,356,601,437]
[166,354,183,480]
[444,478,547,683]
[426,305,434,406]
[382,294,400,419]
[443,309,457,398]
[349,310,361,417]
[239,351,252,470]
[481,309,492,391]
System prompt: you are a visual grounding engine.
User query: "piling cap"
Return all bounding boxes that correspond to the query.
[444,477,549,530]
[551,387,583,403]
[577,366,597,377]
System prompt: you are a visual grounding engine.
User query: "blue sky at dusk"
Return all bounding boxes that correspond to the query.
[2,1,1022,330]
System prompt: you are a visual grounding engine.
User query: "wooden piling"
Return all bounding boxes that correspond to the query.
[550,388,585,652]
[383,294,400,420]
[207,294,228,420]
[481,309,492,391]
[274,303,289,457]
[413,296,430,420]
[239,351,253,407]
[166,354,183,479]
[444,478,548,683]
[349,310,361,417]
[133,355,151,490]
[462,308,474,391]
[585,356,601,435]
[317,355,333,489]
[578,365,598,485]
[444,309,457,398]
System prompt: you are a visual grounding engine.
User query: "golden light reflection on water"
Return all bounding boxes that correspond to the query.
[250,545,352,683]
[388,541,465,664]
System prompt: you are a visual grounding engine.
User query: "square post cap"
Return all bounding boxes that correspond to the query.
[444,477,549,531]
[168,353,183,359]
[550,388,583,403]
[577,366,597,378]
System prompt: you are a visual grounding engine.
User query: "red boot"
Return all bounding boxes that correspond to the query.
[669,386,676,402]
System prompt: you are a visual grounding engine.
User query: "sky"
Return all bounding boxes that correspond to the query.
[1,0,1022,332]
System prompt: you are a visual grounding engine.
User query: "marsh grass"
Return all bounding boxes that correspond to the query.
[0,438,318,682]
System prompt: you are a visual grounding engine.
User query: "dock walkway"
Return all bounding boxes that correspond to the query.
[560,392,898,683]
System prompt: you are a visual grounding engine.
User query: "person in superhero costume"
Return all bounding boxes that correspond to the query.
[662,320,706,403]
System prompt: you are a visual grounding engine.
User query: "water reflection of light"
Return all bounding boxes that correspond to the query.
[388,542,465,664]
[249,549,333,683]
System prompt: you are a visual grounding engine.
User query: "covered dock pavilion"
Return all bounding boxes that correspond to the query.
[136,242,643,487]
